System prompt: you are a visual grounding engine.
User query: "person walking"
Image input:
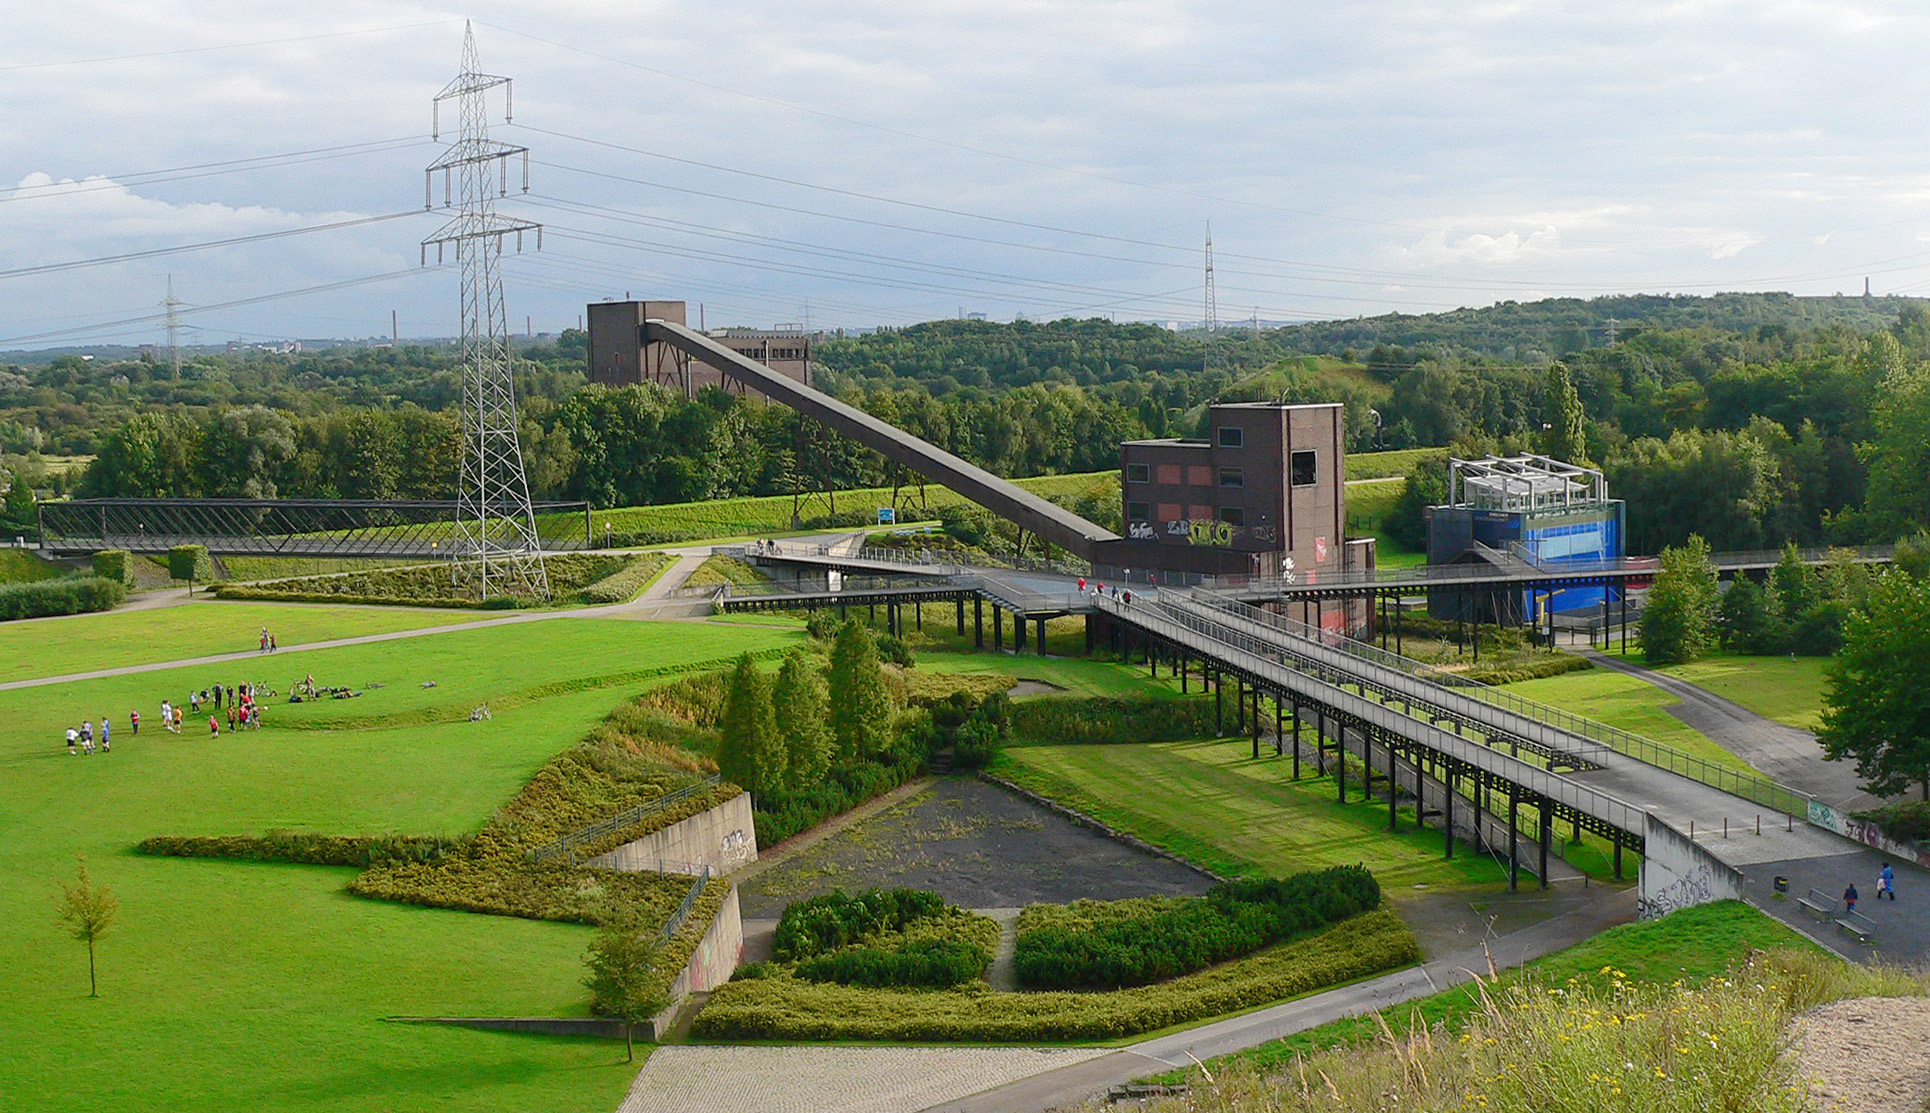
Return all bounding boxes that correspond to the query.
[269,633,277,652]
[259,628,269,653]
[80,720,93,753]
[227,706,237,733]
[160,700,173,733]
[174,705,184,732]
[1844,882,1860,913]
[99,717,109,754]
[66,726,77,755]
[208,714,220,739]
[1880,862,1897,901]
[130,709,140,736]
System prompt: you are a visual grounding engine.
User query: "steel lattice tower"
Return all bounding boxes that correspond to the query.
[422,25,549,599]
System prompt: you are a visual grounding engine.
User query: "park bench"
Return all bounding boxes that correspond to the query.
[1797,888,1835,918]
[1836,909,1877,943]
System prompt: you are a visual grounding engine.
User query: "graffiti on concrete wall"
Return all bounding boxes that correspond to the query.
[1810,799,1930,870]
[1637,860,1716,920]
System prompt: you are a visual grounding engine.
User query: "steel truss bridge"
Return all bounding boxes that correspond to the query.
[36,498,594,557]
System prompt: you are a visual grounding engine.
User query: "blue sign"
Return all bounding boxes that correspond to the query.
[877,507,896,525]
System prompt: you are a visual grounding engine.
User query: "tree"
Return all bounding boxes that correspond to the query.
[197,404,295,498]
[1862,362,1930,537]
[1718,577,1784,655]
[582,914,667,1062]
[1540,362,1590,465]
[0,466,35,540]
[53,854,118,998]
[1818,572,1930,800]
[717,653,781,799]
[1769,542,1818,625]
[1639,535,1720,665]
[827,620,892,763]
[771,650,831,792]
[1382,452,1449,553]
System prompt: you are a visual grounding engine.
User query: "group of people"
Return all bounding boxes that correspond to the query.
[1842,862,1900,911]
[257,628,278,653]
[1075,577,1132,605]
[63,718,111,755]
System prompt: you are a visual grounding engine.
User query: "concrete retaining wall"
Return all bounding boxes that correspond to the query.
[1807,799,1930,870]
[646,884,744,1039]
[588,791,758,876]
[1639,813,1743,918]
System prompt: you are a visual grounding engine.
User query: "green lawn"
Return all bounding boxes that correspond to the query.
[0,616,798,1113]
[1659,653,1830,731]
[0,547,65,583]
[0,599,491,684]
[919,649,1178,699]
[1153,899,1815,1082]
[994,739,1510,893]
[1344,448,1437,481]
[1497,667,1760,776]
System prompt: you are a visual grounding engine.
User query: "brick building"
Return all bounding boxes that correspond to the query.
[586,300,814,396]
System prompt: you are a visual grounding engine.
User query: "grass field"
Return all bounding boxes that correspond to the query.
[1497,667,1759,776]
[0,547,66,583]
[0,599,492,684]
[994,739,1511,892]
[1153,899,1815,1082]
[1342,447,1436,481]
[0,612,799,1113]
[1656,652,1831,731]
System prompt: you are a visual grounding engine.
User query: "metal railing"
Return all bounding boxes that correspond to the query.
[653,865,712,946]
[1095,594,1655,836]
[525,774,724,863]
[1186,589,1812,816]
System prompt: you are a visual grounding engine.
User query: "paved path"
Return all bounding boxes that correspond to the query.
[1580,650,1882,811]
[918,886,1639,1113]
[617,1046,1110,1113]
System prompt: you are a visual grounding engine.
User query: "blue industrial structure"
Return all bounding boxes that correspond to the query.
[1425,455,1625,622]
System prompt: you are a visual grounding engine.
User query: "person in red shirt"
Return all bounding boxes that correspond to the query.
[208,715,220,738]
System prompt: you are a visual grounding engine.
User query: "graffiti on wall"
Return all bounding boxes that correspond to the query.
[1809,799,1930,870]
[1637,860,1716,919]
[720,829,752,865]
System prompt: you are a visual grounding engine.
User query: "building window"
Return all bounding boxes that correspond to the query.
[1127,501,1150,521]
[1291,450,1318,487]
[1219,467,1244,488]
[1126,462,1150,483]
[1218,426,1243,448]
[1217,506,1245,525]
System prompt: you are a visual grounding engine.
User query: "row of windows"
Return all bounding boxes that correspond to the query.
[729,346,809,361]
[1124,451,1318,488]
[1127,502,1246,526]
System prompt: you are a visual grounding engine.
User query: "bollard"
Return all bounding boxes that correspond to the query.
[1723,817,1728,839]
[1756,814,1761,836]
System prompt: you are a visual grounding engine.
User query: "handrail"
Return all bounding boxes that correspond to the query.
[525,774,725,863]
[1093,594,1654,836]
[1186,588,1813,816]
[653,865,712,946]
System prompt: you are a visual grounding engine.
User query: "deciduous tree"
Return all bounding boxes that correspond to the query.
[1639,534,1720,665]
[53,854,118,998]
[1819,572,1930,800]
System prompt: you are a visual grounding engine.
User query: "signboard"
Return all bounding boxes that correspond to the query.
[876,507,895,525]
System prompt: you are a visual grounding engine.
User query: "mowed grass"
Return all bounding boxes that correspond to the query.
[0,547,65,583]
[995,738,1510,893]
[0,615,798,1113]
[0,599,490,684]
[1496,667,1760,776]
[1657,652,1831,731]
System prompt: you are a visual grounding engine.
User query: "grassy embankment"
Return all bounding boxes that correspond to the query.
[0,611,800,1113]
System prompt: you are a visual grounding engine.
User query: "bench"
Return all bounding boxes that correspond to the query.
[1797,888,1835,918]
[1836,909,1877,943]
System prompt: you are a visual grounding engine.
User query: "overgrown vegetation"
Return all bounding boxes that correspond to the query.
[1012,867,1380,990]
[693,908,1418,1042]
[0,574,124,620]
[766,889,1000,990]
[1009,695,1218,745]
[215,552,627,607]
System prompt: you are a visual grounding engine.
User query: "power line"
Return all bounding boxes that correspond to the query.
[0,137,432,206]
[0,211,422,282]
[0,268,427,346]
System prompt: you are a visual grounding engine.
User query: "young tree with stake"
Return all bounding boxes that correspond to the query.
[54,854,118,998]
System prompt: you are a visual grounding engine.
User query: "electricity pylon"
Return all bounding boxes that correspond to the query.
[422,24,549,600]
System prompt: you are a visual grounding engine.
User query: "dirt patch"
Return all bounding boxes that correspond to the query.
[1008,679,1068,698]
[737,777,1216,918]
[1796,996,1930,1113]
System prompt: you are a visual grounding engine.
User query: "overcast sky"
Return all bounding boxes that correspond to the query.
[5,1,1930,348]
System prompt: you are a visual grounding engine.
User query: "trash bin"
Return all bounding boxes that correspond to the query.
[1773,876,1789,893]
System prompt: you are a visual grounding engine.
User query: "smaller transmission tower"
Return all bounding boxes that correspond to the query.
[1202,224,1223,372]
[422,24,549,600]
[163,275,184,377]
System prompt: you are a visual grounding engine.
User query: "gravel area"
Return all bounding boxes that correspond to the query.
[1796,997,1930,1113]
[617,1046,1108,1113]
[737,776,1215,919]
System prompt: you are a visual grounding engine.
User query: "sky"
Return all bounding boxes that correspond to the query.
[5,0,1930,349]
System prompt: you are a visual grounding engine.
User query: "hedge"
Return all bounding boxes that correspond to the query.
[774,888,948,961]
[169,544,212,584]
[136,832,460,867]
[0,575,124,620]
[692,909,1420,1042]
[1010,695,1219,746]
[214,553,625,607]
[753,754,924,847]
[349,853,694,925]
[92,549,135,588]
[576,552,670,604]
[1013,866,1382,990]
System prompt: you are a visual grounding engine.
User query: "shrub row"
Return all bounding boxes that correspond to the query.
[753,754,924,847]
[215,553,624,606]
[1014,867,1381,990]
[796,937,988,989]
[1459,654,1593,685]
[0,575,124,620]
[1009,695,1218,746]
[576,553,670,604]
[692,908,1419,1042]
[773,888,948,961]
[92,549,135,588]
[135,832,460,867]
[349,854,694,925]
